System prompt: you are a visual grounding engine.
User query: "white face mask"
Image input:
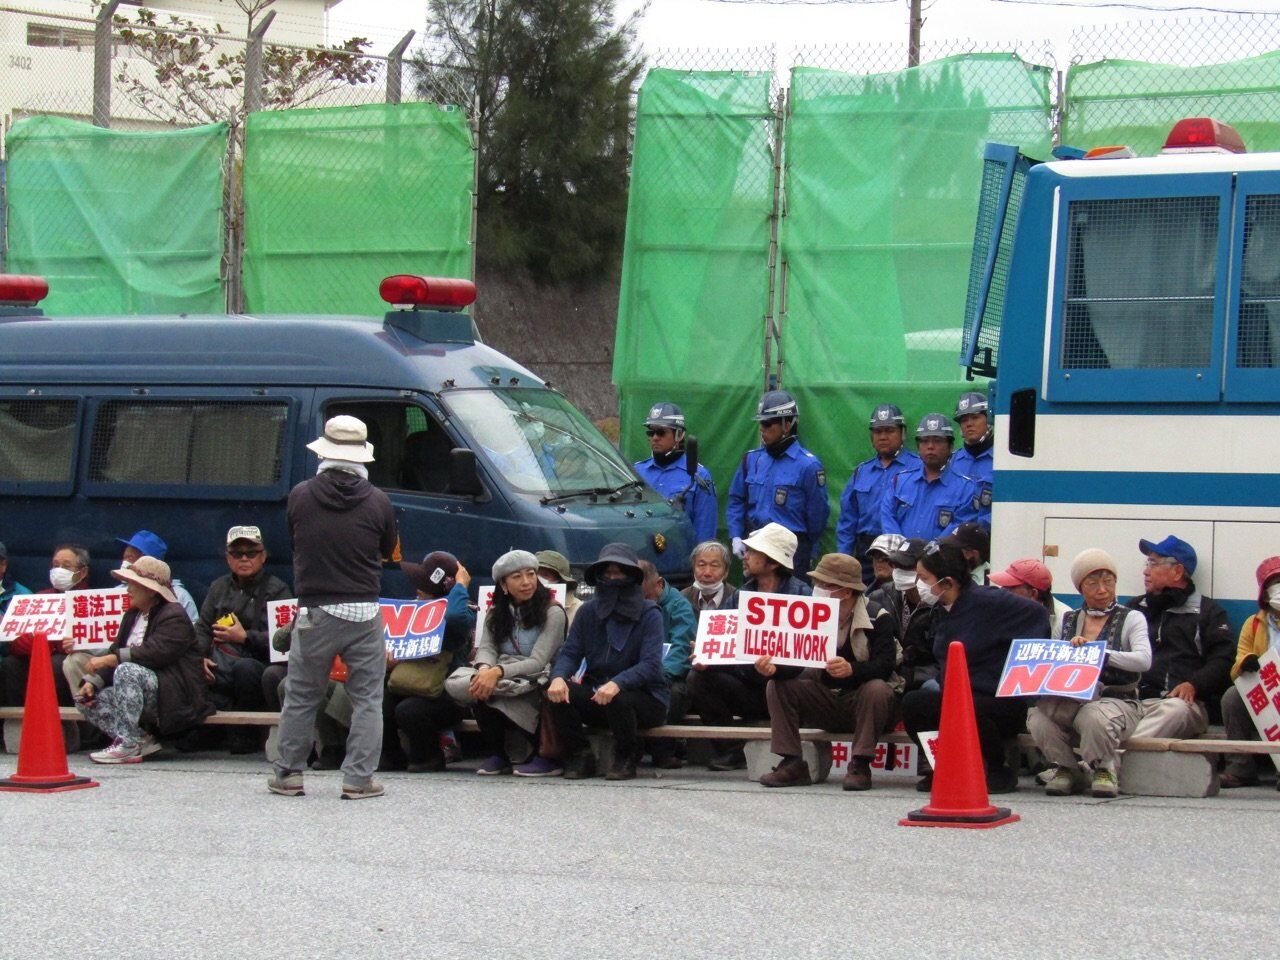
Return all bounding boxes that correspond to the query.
[811,586,835,599]
[917,580,943,607]
[538,576,555,590]
[892,568,918,592]
[1268,583,1280,612]
[49,567,78,591]
[696,578,724,595]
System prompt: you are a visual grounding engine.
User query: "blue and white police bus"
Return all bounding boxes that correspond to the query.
[962,118,1279,627]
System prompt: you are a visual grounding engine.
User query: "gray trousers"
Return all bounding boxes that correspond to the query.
[1028,696,1141,772]
[1221,685,1264,779]
[1131,696,1208,740]
[766,676,895,760]
[274,608,385,788]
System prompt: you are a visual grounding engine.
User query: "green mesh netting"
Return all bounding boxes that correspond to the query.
[781,55,1054,384]
[613,70,777,533]
[4,116,227,315]
[1063,52,1280,154]
[243,102,474,315]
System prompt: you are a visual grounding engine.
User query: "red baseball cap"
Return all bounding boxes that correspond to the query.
[990,558,1053,594]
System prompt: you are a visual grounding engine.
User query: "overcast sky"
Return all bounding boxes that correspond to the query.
[331,0,1279,59]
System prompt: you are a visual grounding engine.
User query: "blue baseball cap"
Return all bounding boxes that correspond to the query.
[1139,535,1196,575]
[117,529,168,560]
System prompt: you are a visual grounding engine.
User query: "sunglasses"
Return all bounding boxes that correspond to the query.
[760,418,784,429]
[645,428,670,438]
[227,549,264,560]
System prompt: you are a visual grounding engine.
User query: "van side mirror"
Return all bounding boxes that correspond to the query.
[685,435,699,477]
[448,448,484,497]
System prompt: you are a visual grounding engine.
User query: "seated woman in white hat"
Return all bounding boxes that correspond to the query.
[75,556,213,764]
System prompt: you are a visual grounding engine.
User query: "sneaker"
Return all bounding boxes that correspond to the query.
[1045,767,1085,796]
[986,765,1019,795]
[707,749,747,772]
[439,730,462,764]
[842,757,873,792]
[605,755,639,781]
[1036,765,1060,786]
[563,750,597,780]
[513,756,563,778]
[267,770,305,796]
[137,734,163,759]
[90,738,142,764]
[475,755,513,775]
[759,756,812,788]
[1090,767,1119,799]
[341,780,386,800]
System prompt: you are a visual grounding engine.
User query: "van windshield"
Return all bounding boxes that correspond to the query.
[444,388,636,496]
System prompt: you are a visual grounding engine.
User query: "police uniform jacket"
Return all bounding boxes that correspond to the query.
[726,441,830,571]
[634,453,718,544]
[880,463,980,541]
[835,448,921,555]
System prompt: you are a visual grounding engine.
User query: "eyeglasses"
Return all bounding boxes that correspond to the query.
[1143,558,1179,569]
[1081,573,1117,589]
[760,418,783,429]
[227,549,264,560]
[645,428,670,438]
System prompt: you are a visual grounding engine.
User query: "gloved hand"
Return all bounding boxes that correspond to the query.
[731,537,746,558]
[1240,654,1261,673]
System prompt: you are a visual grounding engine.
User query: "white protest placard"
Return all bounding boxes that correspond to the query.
[830,740,919,780]
[266,599,299,663]
[1233,647,1280,772]
[68,588,133,650]
[918,730,941,772]
[734,591,837,668]
[478,583,566,610]
[692,609,740,666]
[0,593,70,644]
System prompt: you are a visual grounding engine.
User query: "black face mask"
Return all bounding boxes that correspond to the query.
[652,447,684,468]
[964,432,994,456]
[764,433,797,459]
[594,577,644,620]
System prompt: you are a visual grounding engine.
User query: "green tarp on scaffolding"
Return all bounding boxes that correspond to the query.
[243,102,474,315]
[613,69,777,533]
[4,116,227,315]
[1064,52,1280,154]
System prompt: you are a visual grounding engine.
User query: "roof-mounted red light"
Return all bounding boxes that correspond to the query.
[379,275,476,311]
[0,274,49,306]
[1161,117,1246,155]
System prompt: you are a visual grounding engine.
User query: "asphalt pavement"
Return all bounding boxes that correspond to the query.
[1,753,1274,959]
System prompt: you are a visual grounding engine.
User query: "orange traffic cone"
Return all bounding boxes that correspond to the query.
[900,640,1017,829]
[0,632,99,793]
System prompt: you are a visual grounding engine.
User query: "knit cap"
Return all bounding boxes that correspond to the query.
[1070,548,1117,592]
[492,549,538,584]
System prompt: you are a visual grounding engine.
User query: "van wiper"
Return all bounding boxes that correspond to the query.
[540,480,644,507]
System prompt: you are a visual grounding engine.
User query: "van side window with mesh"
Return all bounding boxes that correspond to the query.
[89,401,288,489]
[1238,193,1280,369]
[1060,196,1218,371]
[0,399,79,488]
[324,401,456,495]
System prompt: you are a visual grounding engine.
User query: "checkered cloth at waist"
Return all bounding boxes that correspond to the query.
[318,601,380,623]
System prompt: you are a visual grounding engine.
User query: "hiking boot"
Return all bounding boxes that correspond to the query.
[1090,767,1119,799]
[476,755,514,776]
[842,757,873,792]
[759,756,812,787]
[1045,767,1085,796]
[267,770,305,796]
[90,738,143,764]
[986,765,1019,794]
[707,748,747,772]
[563,750,597,780]
[605,754,639,781]
[341,780,386,800]
[513,756,563,778]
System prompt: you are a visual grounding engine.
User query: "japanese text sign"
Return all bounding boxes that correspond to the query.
[266,598,449,663]
[734,592,837,668]
[996,639,1107,701]
[0,593,70,644]
[693,610,740,666]
[69,589,133,650]
[1234,647,1280,772]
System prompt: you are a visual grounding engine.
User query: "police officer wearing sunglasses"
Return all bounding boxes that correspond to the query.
[633,402,718,544]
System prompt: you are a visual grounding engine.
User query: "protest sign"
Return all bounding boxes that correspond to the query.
[69,589,132,650]
[1234,648,1280,772]
[692,610,740,666]
[996,639,1107,701]
[0,593,70,644]
[918,730,940,772]
[829,740,919,780]
[266,599,298,663]
[477,583,566,610]
[266,598,448,662]
[734,592,837,668]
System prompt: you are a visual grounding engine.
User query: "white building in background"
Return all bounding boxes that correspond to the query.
[0,0,388,143]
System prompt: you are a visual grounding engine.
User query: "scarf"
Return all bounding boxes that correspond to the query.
[319,458,369,480]
[594,579,645,627]
[1145,583,1192,617]
[963,432,994,457]
[764,434,797,459]
[652,448,684,468]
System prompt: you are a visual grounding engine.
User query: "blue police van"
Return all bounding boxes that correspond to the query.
[0,274,695,599]
[962,118,1279,627]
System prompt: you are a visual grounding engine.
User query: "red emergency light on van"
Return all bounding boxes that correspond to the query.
[1160,117,1246,155]
[379,275,476,311]
[0,274,49,306]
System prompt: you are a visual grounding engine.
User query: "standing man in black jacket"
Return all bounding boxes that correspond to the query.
[1129,536,1233,739]
[269,417,398,800]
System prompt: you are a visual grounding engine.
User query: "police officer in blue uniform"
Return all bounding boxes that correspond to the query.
[835,403,921,564]
[949,390,993,527]
[726,390,830,575]
[633,402,718,544]
[880,413,981,541]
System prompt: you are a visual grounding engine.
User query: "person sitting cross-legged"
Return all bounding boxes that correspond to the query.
[756,553,898,791]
